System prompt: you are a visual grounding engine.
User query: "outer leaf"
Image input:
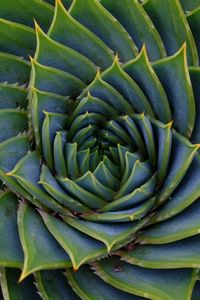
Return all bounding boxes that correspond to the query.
[41,211,107,271]
[143,0,199,65]
[0,19,35,58]
[187,8,200,62]
[100,0,166,60]
[157,132,199,206]
[0,136,33,204]
[0,53,30,85]
[30,59,85,97]
[94,257,197,300]
[192,280,200,300]
[180,0,200,11]
[66,265,145,300]
[0,192,23,268]
[123,46,171,123]
[121,235,200,268]
[138,198,200,244]
[0,0,53,31]
[69,0,138,61]
[63,216,143,252]
[101,57,154,117]
[7,151,69,214]
[152,45,195,138]
[0,268,40,300]
[35,270,79,300]
[189,67,200,143]
[18,202,71,281]
[48,0,113,69]
[0,109,27,142]
[35,23,97,83]
[151,155,200,223]
[0,84,27,109]
[83,197,155,223]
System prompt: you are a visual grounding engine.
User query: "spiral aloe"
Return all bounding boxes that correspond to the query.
[1,0,200,299]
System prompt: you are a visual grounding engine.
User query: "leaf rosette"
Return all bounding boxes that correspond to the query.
[1,0,200,299]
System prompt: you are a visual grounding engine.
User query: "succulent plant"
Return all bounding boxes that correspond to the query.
[1,0,200,299]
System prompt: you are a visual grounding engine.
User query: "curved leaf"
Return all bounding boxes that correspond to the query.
[18,202,71,281]
[94,257,197,300]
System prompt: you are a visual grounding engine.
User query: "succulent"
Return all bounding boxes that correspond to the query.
[1,0,200,299]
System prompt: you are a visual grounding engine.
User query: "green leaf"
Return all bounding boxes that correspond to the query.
[0,192,23,268]
[66,265,144,300]
[58,176,108,209]
[101,56,154,116]
[7,151,69,214]
[180,0,200,11]
[48,0,113,69]
[187,9,200,62]
[105,119,135,148]
[189,67,200,143]
[0,53,30,85]
[138,197,200,244]
[121,235,200,268]
[157,132,199,206]
[151,119,172,187]
[41,211,107,270]
[0,109,27,142]
[192,280,200,300]
[0,19,35,58]
[94,257,197,300]
[40,164,90,213]
[0,268,40,300]
[0,0,53,31]
[0,83,27,109]
[135,114,157,166]
[116,160,151,199]
[35,270,79,300]
[120,151,142,185]
[79,72,134,115]
[100,0,166,60]
[71,124,96,148]
[152,45,195,138]
[74,171,115,202]
[31,88,71,149]
[143,0,199,65]
[83,197,155,223]
[64,216,142,252]
[0,135,33,203]
[18,202,71,281]
[0,135,30,173]
[35,23,97,83]
[121,117,146,155]
[100,176,156,212]
[45,0,73,10]
[151,155,200,223]
[93,159,120,190]
[65,143,79,179]
[69,0,138,62]
[30,59,86,97]
[70,94,118,123]
[76,149,90,174]
[53,131,68,177]
[123,46,171,123]
[42,112,68,170]
[68,112,105,141]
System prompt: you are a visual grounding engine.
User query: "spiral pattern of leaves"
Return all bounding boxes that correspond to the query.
[1,0,200,299]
